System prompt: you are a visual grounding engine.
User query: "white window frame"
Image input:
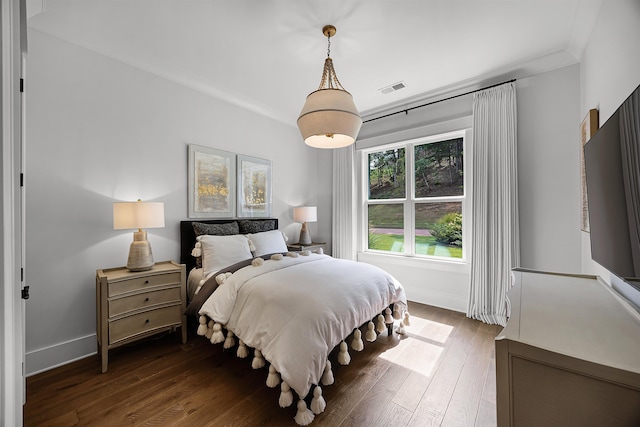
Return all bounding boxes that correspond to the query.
[360,129,471,264]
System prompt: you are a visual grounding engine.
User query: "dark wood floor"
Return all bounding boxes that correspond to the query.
[24,302,502,426]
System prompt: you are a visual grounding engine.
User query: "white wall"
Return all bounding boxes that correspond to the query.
[356,65,583,313]
[517,64,582,273]
[24,29,332,375]
[580,0,640,307]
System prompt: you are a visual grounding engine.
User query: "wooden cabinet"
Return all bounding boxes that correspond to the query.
[96,261,186,373]
[496,268,640,426]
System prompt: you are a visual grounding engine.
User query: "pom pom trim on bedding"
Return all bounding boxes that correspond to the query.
[279,381,293,408]
[193,252,408,425]
[197,308,408,424]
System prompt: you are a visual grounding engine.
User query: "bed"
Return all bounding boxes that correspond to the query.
[180,218,408,425]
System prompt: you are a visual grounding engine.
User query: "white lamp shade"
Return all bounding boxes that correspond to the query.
[113,201,165,230]
[294,206,317,223]
[297,89,362,149]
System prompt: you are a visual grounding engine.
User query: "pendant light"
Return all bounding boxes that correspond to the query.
[297,25,362,149]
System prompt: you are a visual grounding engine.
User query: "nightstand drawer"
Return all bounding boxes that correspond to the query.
[109,304,182,344]
[108,272,181,297]
[109,287,181,318]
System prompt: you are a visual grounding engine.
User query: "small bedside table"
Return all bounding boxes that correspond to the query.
[96,261,186,373]
[287,242,326,252]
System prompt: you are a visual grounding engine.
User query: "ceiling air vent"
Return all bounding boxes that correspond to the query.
[379,81,406,95]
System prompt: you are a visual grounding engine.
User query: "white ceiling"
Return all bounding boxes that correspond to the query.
[27,0,602,127]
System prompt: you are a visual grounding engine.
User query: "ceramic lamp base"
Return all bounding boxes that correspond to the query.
[298,222,312,245]
[127,230,154,271]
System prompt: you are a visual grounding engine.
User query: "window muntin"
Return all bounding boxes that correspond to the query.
[365,132,466,261]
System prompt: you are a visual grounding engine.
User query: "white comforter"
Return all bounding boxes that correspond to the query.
[198,253,407,398]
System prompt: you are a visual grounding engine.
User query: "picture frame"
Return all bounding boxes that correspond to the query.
[188,144,236,218]
[580,108,599,232]
[237,155,272,218]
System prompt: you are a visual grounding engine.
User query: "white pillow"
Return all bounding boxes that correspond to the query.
[247,230,288,257]
[197,234,252,277]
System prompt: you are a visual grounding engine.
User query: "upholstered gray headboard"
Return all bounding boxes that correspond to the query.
[179,218,278,272]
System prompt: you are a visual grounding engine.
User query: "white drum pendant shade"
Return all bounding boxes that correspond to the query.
[298,89,362,148]
[297,25,361,149]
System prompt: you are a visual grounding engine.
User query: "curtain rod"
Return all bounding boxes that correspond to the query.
[363,78,517,124]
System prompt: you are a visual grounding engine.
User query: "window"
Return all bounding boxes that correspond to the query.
[364,131,467,261]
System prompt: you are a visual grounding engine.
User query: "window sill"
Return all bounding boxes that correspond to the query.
[357,251,470,274]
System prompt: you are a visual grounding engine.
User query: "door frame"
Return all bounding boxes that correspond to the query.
[1,0,25,425]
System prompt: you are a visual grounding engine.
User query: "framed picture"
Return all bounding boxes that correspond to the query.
[237,155,272,217]
[580,108,599,232]
[188,144,236,218]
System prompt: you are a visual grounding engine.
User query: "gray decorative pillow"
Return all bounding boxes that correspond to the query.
[238,219,277,234]
[192,221,239,268]
[192,221,239,237]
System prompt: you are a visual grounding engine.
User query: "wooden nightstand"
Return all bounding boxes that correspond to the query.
[96,261,186,373]
[287,242,326,252]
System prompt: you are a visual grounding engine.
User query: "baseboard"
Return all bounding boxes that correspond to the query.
[26,333,97,376]
[405,285,468,313]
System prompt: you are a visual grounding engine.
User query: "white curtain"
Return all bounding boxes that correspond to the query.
[332,144,357,260]
[467,82,520,326]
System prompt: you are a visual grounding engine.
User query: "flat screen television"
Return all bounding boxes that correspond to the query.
[583,83,640,290]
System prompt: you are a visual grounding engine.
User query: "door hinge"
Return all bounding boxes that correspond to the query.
[21,285,30,300]
[20,173,24,187]
[20,78,24,93]
[21,267,23,281]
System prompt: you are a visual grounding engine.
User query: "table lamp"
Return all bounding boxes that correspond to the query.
[294,206,317,245]
[113,200,165,271]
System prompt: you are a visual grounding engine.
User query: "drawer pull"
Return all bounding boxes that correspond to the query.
[145,319,149,324]
[144,280,149,284]
[145,297,149,302]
